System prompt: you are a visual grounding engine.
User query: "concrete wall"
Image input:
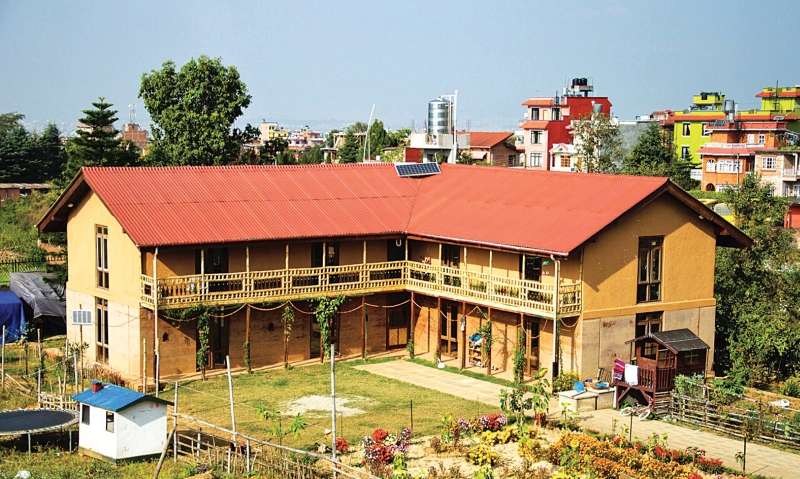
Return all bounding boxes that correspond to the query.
[66,191,143,381]
[79,404,118,459]
[115,401,168,459]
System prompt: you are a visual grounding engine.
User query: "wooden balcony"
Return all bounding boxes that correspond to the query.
[140,260,581,318]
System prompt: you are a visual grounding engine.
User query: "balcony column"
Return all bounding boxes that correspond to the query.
[245,246,250,292]
[438,243,443,286]
[488,250,493,295]
[435,297,442,360]
[551,257,561,381]
[284,243,289,294]
[152,247,159,393]
[361,296,367,359]
[200,248,205,297]
[460,301,466,370]
[486,307,492,376]
[409,291,416,355]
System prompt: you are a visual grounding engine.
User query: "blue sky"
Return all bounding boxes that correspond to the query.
[1,0,798,133]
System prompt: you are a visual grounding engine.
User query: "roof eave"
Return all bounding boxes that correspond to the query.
[36,170,88,234]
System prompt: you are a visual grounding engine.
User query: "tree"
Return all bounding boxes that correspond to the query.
[714,174,799,384]
[623,123,695,189]
[337,122,367,163]
[387,128,411,148]
[33,123,66,181]
[0,115,30,181]
[367,119,388,159]
[62,98,139,182]
[139,56,253,165]
[571,112,622,173]
[298,145,323,164]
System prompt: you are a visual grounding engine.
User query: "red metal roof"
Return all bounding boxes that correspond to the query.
[520,120,550,129]
[468,131,513,149]
[756,89,800,98]
[522,98,557,107]
[40,163,749,254]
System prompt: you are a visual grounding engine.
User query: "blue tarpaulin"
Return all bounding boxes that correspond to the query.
[0,290,26,342]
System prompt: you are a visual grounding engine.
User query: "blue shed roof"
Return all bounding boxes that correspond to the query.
[72,383,171,412]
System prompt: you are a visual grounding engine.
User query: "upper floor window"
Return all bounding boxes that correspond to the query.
[705,160,716,172]
[746,133,755,144]
[762,156,776,170]
[96,226,109,289]
[701,123,711,136]
[680,146,690,160]
[531,130,542,144]
[520,254,543,282]
[758,134,766,145]
[96,297,109,363]
[530,108,540,121]
[681,123,691,136]
[637,237,663,303]
[552,108,561,121]
[312,242,339,267]
[441,244,460,268]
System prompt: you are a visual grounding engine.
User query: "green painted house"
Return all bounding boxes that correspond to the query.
[672,87,800,165]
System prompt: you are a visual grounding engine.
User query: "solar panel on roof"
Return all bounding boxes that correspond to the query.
[395,162,441,177]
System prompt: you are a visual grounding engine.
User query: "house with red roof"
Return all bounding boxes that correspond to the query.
[39,164,749,391]
[465,131,518,166]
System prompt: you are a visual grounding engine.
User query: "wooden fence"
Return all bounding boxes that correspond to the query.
[670,393,800,450]
[171,413,376,479]
[0,254,64,285]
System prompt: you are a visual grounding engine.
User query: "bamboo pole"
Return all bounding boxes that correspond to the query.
[245,305,251,374]
[173,381,179,462]
[361,296,366,359]
[226,355,236,443]
[1,324,5,390]
[330,344,337,473]
[435,297,441,361]
[142,337,147,393]
[460,302,466,370]
[486,307,492,376]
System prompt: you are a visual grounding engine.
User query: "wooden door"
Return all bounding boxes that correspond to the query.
[440,303,459,357]
[523,316,539,376]
[310,316,321,359]
[210,318,229,368]
[387,305,409,348]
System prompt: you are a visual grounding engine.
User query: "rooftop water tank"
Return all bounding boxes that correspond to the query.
[427,97,452,135]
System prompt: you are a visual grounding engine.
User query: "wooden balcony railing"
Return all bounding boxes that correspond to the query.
[140,260,582,318]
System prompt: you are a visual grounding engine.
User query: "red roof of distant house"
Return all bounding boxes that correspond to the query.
[756,90,800,98]
[520,120,551,129]
[469,132,513,149]
[672,113,727,122]
[707,121,786,131]
[699,147,757,156]
[39,164,750,255]
[522,98,557,107]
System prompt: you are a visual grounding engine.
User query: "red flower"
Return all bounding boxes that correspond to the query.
[371,428,389,443]
[335,437,349,454]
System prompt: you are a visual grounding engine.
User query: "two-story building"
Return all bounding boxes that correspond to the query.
[38,164,749,387]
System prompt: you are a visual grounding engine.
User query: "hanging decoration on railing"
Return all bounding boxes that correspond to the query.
[314,296,345,361]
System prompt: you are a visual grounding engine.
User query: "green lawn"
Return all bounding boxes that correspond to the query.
[166,358,494,449]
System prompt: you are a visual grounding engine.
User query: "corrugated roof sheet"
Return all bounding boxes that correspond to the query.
[468,131,513,149]
[73,383,169,412]
[652,329,709,353]
[71,164,669,255]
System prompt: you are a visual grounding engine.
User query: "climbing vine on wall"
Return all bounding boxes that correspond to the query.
[172,304,214,381]
[314,296,345,360]
[513,327,526,384]
[478,320,493,358]
[282,305,295,368]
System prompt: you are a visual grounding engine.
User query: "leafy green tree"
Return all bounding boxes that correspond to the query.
[714,174,799,383]
[298,145,323,164]
[387,128,411,148]
[337,122,367,163]
[623,123,695,189]
[139,56,253,165]
[0,116,30,181]
[367,119,388,159]
[33,123,67,181]
[62,98,139,182]
[571,112,622,173]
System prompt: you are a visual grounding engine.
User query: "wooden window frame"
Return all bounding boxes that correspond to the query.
[81,404,90,425]
[637,237,663,303]
[95,225,109,289]
[105,411,115,433]
[95,297,109,363]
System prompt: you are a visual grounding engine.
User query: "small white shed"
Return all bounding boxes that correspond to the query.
[72,381,171,462]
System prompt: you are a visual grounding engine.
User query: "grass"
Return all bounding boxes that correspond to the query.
[406,357,516,388]
[165,357,494,450]
[0,336,78,410]
[0,446,200,479]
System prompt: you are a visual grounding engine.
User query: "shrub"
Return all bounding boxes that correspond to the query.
[335,437,349,454]
[552,371,580,392]
[475,413,507,432]
[429,436,444,454]
[780,375,800,398]
[693,455,724,474]
[371,428,389,443]
[466,443,499,467]
[710,375,745,405]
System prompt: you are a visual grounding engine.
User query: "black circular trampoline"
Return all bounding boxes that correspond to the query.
[0,409,78,436]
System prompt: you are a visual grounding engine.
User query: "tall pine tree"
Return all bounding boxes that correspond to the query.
[62,98,139,182]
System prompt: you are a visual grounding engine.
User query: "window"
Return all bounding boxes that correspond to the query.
[531,130,542,144]
[560,155,571,168]
[702,123,711,136]
[105,411,115,433]
[746,133,755,144]
[637,237,663,303]
[681,123,691,136]
[96,297,109,363]
[81,405,90,425]
[635,312,663,359]
[508,154,517,167]
[705,160,716,172]
[311,242,339,267]
[529,153,542,167]
[520,254,543,282]
[717,159,740,173]
[758,134,766,145]
[762,156,776,170]
[96,226,109,288]
[441,244,460,268]
[680,146,690,160]
[530,108,540,120]
[552,108,561,121]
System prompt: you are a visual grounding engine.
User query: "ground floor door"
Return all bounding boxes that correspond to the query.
[387,304,410,349]
[523,316,540,376]
[200,317,228,369]
[439,302,459,357]
[310,316,321,359]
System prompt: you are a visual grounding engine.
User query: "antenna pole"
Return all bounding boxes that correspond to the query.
[363,104,376,162]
